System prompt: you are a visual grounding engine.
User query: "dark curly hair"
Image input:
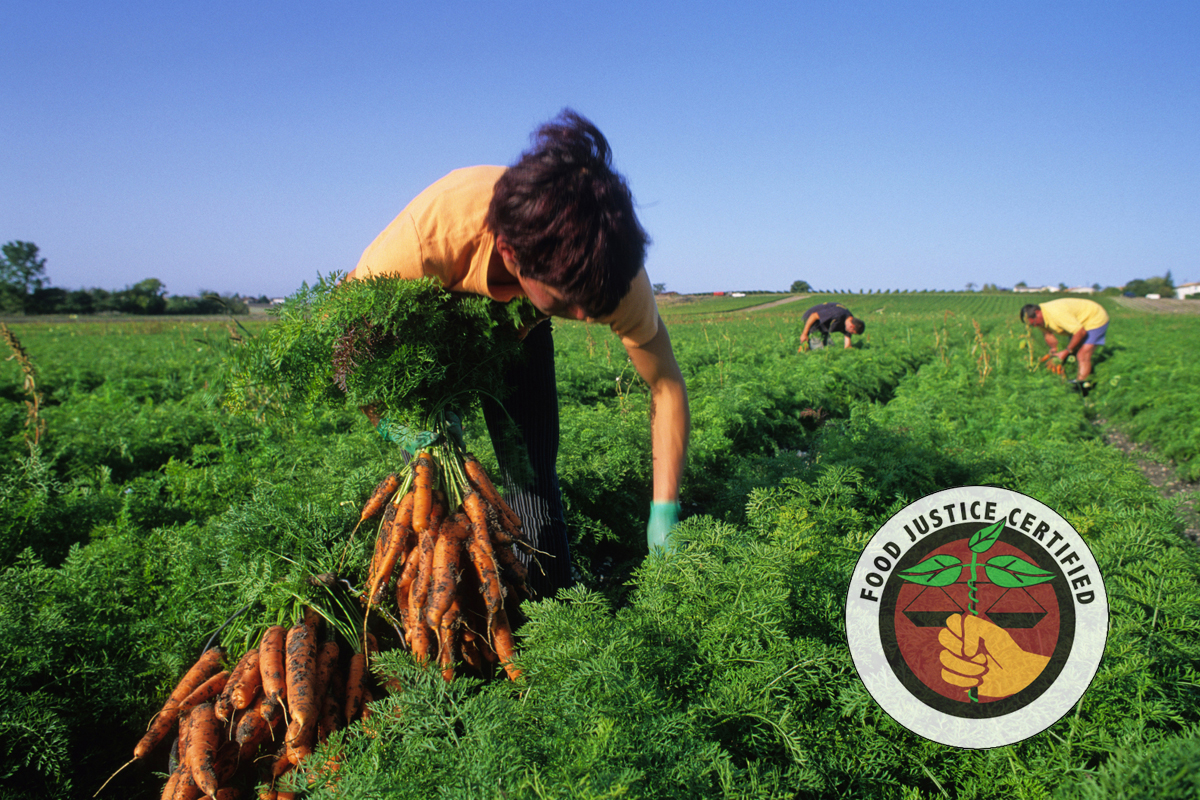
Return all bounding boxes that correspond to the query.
[486,109,649,318]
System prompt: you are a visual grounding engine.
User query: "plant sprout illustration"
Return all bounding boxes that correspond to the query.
[897,519,1055,702]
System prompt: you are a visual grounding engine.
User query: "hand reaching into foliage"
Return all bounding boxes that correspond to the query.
[646,500,680,552]
[938,613,1051,699]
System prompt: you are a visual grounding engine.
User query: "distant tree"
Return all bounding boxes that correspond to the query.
[116,278,168,314]
[790,280,812,293]
[1015,280,1027,288]
[0,240,49,312]
[1092,283,1101,291]
[1123,274,1175,298]
[652,282,666,294]
[966,282,977,292]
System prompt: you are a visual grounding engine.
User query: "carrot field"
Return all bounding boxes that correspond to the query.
[1,292,1198,799]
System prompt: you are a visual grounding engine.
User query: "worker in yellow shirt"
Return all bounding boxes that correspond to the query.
[1020,298,1110,387]
[348,110,690,588]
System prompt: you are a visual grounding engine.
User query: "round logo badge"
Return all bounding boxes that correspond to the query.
[846,487,1108,748]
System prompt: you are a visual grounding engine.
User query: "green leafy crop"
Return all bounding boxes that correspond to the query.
[225,274,540,428]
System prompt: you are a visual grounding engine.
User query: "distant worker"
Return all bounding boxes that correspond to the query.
[1020,298,1109,387]
[798,302,865,351]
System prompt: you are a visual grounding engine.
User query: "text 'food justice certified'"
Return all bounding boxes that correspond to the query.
[845,487,1108,749]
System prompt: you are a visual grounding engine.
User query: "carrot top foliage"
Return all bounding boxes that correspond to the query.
[224,274,540,427]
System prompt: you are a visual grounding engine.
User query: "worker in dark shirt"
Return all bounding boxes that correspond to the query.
[798,303,865,351]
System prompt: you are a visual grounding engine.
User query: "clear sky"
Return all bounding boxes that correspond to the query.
[4,1,1198,298]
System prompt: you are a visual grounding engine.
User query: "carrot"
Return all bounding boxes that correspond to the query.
[463,501,506,623]
[366,501,399,597]
[235,694,284,760]
[460,636,484,676]
[437,599,462,682]
[285,716,315,765]
[425,514,469,631]
[395,538,422,593]
[314,641,339,705]
[178,670,230,718]
[464,454,524,535]
[318,692,341,744]
[407,508,440,628]
[133,646,225,760]
[491,609,522,681]
[344,652,367,723]
[172,772,205,800]
[411,454,436,534]
[259,626,288,708]
[494,541,532,598]
[359,473,400,525]
[160,762,182,800]
[284,620,318,741]
[368,491,415,605]
[229,650,262,710]
[217,649,257,722]
[186,701,222,798]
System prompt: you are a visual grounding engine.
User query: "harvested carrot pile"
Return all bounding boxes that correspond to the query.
[361,449,532,685]
[127,275,546,797]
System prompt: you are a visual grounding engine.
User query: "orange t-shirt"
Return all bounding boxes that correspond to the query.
[348,166,660,349]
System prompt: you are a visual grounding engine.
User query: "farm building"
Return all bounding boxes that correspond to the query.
[1177,281,1200,299]
[1013,285,1060,293]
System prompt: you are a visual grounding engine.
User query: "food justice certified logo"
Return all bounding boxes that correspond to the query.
[845,487,1108,749]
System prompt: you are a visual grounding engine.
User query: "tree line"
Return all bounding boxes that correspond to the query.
[0,241,255,315]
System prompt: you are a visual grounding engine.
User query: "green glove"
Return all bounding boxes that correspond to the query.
[647,501,681,552]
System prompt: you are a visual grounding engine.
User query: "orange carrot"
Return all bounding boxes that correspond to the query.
[494,541,532,598]
[284,620,318,746]
[133,646,225,760]
[236,694,284,760]
[359,473,400,524]
[407,509,440,628]
[160,761,182,800]
[314,641,339,705]
[229,650,262,710]
[366,501,399,596]
[411,454,436,534]
[259,626,287,708]
[425,514,469,631]
[491,609,522,681]
[395,539,422,593]
[437,599,462,682]
[185,701,222,798]
[464,454,523,533]
[178,670,230,718]
[217,649,257,721]
[344,652,367,723]
[368,492,415,605]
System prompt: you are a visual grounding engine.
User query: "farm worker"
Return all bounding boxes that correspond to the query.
[1020,299,1109,385]
[798,302,865,351]
[346,109,690,596]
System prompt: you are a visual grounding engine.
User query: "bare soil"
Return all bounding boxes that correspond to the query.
[1102,423,1200,543]
[1110,296,1200,314]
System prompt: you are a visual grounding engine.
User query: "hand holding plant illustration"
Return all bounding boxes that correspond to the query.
[938,613,1051,698]
[898,518,1056,701]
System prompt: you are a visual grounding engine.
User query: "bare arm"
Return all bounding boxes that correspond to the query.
[1060,327,1087,359]
[800,312,819,343]
[624,319,690,503]
[843,334,853,350]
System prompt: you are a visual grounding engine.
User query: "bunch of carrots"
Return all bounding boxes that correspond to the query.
[111,445,534,799]
[104,608,378,799]
[357,448,534,684]
[1040,353,1069,376]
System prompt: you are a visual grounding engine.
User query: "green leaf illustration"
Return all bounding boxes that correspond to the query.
[968,518,1006,554]
[984,554,1056,588]
[898,554,963,587]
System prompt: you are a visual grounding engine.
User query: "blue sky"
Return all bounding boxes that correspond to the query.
[3,1,1198,297]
